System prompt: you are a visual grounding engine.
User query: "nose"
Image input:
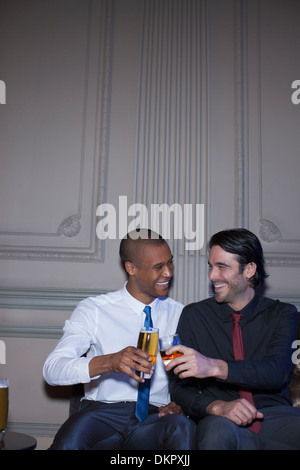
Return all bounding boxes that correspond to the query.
[162,263,173,278]
[208,266,217,281]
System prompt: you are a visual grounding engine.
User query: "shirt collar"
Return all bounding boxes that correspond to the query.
[216,294,259,322]
[122,282,160,316]
[239,294,259,317]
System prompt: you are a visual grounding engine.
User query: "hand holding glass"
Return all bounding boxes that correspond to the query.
[137,327,159,379]
[0,379,9,442]
[159,334,183,366]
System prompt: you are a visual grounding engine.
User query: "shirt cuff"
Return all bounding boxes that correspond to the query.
[225,360,243,384]
[76,356,93,383]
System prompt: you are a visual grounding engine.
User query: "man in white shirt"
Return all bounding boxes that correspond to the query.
[43,229,196,450]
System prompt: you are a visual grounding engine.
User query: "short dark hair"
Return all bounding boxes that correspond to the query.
[208,228,268,288]
[119,228,166,267]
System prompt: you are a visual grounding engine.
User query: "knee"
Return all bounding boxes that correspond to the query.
[49,426,82,450]
[164,414,195,432]
[48,412,89,450]
[197,416,239,450]
[161,415,197,450]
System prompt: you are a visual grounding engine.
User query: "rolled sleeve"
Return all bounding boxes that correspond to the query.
[43,301,97,386]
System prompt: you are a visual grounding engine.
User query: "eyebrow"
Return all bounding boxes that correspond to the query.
[153,256,174,268]
[208,261,230,268]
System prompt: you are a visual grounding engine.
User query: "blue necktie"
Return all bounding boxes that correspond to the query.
[135,306,152,421]
[143,305,153,328]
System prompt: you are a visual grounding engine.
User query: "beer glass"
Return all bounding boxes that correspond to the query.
[0,379,9,442]
[137,327,159,379]
[159,334,183,366]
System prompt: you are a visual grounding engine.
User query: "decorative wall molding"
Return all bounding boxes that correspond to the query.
[272,295,300,311]
[0,0,114,262]
[234,0,249,228]
[134,0,209,304]
[0,286,108,339]
[235,0,300,266]
[0,326,63,339]
[0,286,104,311]
[1,288,298,340]
[7,421,60,438]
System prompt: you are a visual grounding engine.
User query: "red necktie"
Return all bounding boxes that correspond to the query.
[231,313,262,433]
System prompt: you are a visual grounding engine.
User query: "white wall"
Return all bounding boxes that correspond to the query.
[0,0,299,442]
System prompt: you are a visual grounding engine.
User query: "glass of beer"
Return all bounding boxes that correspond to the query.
[137,327,159,379]
[0,379,9,442]
[159,334,183,366]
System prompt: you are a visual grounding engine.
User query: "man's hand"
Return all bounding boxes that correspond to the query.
[89,346,153,382]
[165,344,228,380]
[157,401,184,417]
[206,399,264,426]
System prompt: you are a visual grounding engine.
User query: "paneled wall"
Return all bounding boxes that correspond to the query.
[0,0,299,441]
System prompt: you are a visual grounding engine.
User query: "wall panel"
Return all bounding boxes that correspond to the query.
[0,0,114,261]
[244,0,300,299]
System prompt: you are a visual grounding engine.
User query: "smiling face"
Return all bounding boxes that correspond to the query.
[125,242,174,304]
[208,245,257,311]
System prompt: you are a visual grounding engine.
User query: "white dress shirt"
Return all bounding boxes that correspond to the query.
[43,284,183,407]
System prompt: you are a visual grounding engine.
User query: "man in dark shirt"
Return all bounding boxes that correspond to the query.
[167,228,300,450]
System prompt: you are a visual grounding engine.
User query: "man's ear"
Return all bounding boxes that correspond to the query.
[245,262,257,280]
[124,261,135,276]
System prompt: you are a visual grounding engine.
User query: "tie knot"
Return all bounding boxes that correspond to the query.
[231,312,242,324]
[143,305,153,328]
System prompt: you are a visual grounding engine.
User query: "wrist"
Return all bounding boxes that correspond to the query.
[89,354,113,377]
[206,400,222,416]
[210,359,228,380]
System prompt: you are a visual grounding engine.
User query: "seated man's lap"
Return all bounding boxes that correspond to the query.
[124,413,196,450]
[49,401,126,450]
[49,401,196,450]
[196,405,300,450]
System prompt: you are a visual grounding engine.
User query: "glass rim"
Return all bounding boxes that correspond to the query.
[140,327,159,333]
[159,333,180,340]
[0,378,9,387]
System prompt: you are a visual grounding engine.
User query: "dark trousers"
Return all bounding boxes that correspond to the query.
[49,400,197,450]
[197,405,300,450]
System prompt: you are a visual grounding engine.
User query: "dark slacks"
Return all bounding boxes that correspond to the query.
[49,400,197,450]
[197,405,300,450]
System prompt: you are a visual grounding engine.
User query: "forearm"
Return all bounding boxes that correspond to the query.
[207,358,228,381]
[88,353,115,377]
[225,357,292,389]
[43,354,91,386]
[43,306,96,386]
[44,352,117,385]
